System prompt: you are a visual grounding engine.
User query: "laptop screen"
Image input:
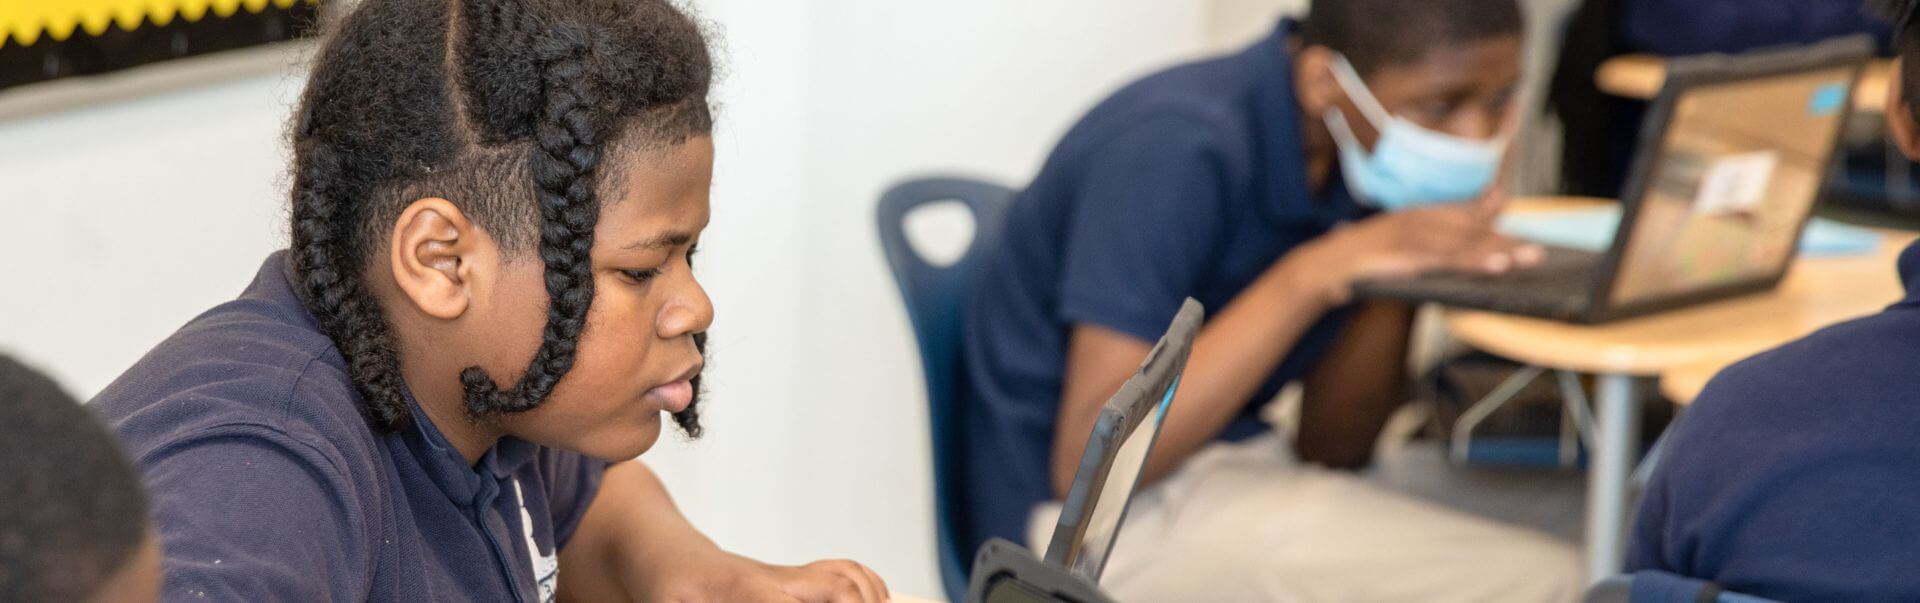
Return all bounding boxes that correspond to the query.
[1607,65,1857,306]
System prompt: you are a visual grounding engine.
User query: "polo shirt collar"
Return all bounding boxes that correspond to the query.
[401,388,540,508]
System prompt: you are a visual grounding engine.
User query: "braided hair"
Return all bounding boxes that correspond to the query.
[289,0,712,431]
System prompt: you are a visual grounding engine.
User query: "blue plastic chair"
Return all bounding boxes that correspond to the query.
[1585,571,1779,603]
[875,176,1014,603]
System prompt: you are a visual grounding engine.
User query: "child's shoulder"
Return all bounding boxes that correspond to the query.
[94,257,378,472]
[1699,306,1920,419]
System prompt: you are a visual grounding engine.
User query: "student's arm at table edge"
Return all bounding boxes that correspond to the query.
[557,461,888,603]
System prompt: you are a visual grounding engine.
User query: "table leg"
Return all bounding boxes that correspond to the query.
[1582,374,1643,579]
[1585,373,1641,583]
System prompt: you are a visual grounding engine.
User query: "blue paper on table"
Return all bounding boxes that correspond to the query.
[1495,207,1882,258]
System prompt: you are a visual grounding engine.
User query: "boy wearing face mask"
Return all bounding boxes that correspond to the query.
[959,0,1581,599]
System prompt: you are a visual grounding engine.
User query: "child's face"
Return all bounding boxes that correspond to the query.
[1326,35,1523,145]
[487,136,716,461]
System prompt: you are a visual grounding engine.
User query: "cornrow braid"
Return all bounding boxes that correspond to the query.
[287,0,713,431]
[461,30,606,415]
[290,138,412,429]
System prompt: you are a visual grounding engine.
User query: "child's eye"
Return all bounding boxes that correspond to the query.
[621,268,663,283]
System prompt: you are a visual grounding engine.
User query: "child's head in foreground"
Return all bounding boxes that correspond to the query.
[0,355,160,603]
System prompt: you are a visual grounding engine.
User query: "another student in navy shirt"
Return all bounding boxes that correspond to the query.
[1626,2,1920,598]
[962,0,1581,599]
[89,1,886,601]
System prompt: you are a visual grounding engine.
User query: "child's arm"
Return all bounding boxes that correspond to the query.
[1296,300,1418,468]
[556,461,889,603]
[1052,204,1524,497]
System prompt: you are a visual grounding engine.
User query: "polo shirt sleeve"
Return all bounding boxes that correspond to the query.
[538,449,608,548]
[138,424,369,601]
[1057,115,1234,342]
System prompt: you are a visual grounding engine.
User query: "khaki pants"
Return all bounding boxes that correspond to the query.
[1028,433,1583,602]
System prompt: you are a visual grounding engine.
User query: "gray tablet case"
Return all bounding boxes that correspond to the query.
[965,298,1203,603]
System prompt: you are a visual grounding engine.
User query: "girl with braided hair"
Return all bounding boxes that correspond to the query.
[89,0,889,600]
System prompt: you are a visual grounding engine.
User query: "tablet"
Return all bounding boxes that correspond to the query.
[1041,297,1201,582]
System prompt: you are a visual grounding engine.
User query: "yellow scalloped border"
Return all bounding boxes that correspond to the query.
[2,0,317,48]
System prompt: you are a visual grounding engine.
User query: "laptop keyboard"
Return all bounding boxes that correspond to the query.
[1355,247,1602,320]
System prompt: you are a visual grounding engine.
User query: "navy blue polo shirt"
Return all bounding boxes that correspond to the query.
[958,18,1368,553]
[1628,240,1920,600]
[91,251,606,602]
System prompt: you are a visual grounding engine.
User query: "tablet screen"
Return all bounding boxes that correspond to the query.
[1068,376,1177,581]
[1043,299,1199,584]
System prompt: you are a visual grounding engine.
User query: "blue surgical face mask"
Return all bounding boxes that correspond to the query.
[1324,53,1507,211]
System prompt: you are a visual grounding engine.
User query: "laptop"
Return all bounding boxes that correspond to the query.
[964,298,1203,603]
[1354,37,1872,324]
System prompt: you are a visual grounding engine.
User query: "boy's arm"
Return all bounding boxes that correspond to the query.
[556,461,888,603]
[1052,204,1531,498]
[1052,258,1329,497]
[1296,300,1417,469]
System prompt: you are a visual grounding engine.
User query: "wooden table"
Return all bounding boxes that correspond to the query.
[1596,54,1893,113]
[1443,196,1915,581]
[1655,229,1912,404]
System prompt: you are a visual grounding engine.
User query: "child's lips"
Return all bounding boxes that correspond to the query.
[647,379,694,413]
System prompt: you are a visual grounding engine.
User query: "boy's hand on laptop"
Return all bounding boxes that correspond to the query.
[636,546,891,603]
[1286,199,1542,307]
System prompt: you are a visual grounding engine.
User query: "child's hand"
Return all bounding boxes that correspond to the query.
[636,547,891,603]
[1283,200,1542,307]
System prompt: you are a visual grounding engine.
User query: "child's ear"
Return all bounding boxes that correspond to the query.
[388,198,488,321]
[1889,58,1920,162]
[1294,46,1340,120]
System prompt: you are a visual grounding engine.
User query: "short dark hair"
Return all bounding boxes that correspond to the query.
[1300,0,1525,76]
[1871,0,1920,125]
[0,355,149,602]
[289,0,713,434]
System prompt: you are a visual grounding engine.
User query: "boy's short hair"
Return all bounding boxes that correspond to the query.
[1872,0,1920,124]
[0,355,150,602]
[1300,0,1525,76]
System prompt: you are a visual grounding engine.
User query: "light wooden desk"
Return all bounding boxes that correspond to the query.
[1443,196,1914,581]
[1595,54,1893,113]
[1655,229,1913,404]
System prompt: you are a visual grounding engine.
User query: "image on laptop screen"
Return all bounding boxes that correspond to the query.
[1067,375,1177,582]
[1607,65,1855,305]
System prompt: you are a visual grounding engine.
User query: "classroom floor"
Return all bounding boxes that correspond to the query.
[1367,440,1589,544]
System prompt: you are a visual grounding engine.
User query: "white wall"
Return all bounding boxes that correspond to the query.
[0,2,1226,598]
[0,50,307,393]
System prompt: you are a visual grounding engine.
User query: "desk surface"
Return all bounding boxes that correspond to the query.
[1595,54,1892,113]
[1444,196,1915,376]
[1659,361,1721,405]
